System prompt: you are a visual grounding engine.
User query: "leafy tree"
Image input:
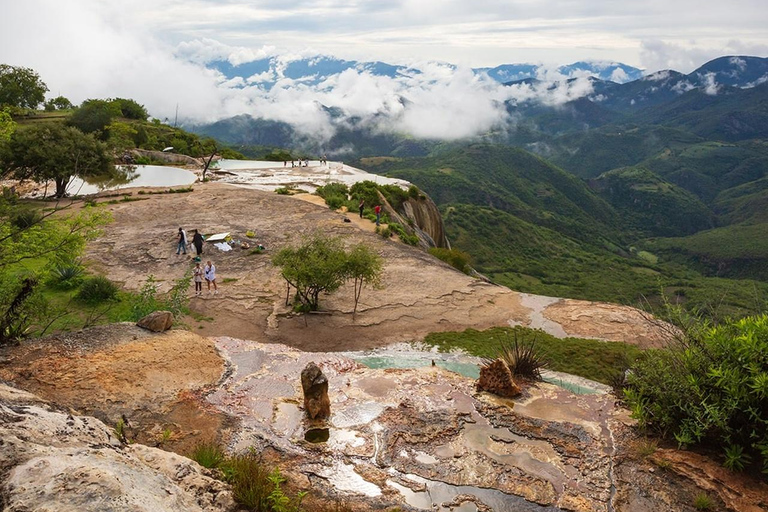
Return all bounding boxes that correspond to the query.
[0,107,15,142]
[106,121,138,152]
[345,244,382,315]
[0,64,48,110]
[111,98,148,120]
[0,192,110,344]
[67,99,121,136]
[1,123,118,198]
[272,233,349,311]
[44,95,73,111]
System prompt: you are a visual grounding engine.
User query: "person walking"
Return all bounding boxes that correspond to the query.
[176,227,188,255]
[193,262,203,295]
[192,229,204,257]
[358,199,365,219]
[374,205,382,226]
[204,260,218,295]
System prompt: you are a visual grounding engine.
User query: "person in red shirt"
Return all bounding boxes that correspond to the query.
[374,205,382,226]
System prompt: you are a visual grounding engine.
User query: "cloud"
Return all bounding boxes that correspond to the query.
[640,39,768,74]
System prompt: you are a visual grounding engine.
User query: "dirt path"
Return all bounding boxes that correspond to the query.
[83,183,665,350]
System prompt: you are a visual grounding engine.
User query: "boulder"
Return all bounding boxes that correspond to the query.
[0,383,236,512]
[476,359,521,398]
[301,362,331,419]
[137,311,174,332]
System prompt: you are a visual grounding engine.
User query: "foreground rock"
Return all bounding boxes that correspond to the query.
[301,361,331,420]
[137,310,174,332]
[0,384,236,512]
[476,358,521,397]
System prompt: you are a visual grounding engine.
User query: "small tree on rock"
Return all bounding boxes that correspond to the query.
[272,233,349,312]
[345,243,382,316]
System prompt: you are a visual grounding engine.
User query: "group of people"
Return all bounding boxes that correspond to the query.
[176,227,217,296]
[176,227,205,256]
[357,200,383,225]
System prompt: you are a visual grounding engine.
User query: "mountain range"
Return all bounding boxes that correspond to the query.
[205,55,646,88]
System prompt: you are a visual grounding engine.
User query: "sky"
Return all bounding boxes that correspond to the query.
[1,0,767,140]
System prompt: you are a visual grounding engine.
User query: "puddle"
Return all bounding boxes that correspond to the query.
[388,474,561,511]
[305,428,330,443]
[68,165,196,195]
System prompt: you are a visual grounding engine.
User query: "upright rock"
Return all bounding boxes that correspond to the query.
[137,311,174,332]
[301,362,331,420]
[477,359,521,398]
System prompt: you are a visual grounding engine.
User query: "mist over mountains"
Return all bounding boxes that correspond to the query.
[189,54,768,154]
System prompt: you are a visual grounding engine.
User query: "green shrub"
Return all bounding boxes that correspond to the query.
[275,187,292,195]
[11,209,42,230]
[316,182,349,200]
[48,262,84,289]
[380,227,392,238]
[625,314,768,473]
[324,194,346,210]
[428,247,472,274]
[76,275,119,304]
[189,441,226,469]
[694,493,714,511]
[497,332,546,380]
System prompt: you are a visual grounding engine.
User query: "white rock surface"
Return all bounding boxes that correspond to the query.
[0,384,235,512]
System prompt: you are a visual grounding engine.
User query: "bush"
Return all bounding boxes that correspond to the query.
[497,332,546,380]
[48,262,84,290]
[380,227,392,238]
[428,248,472,274]
[11,209,42,230]
[76,275,119,304]
[316,182,349,200]
[189,441,226,469]
[625,314,768,473]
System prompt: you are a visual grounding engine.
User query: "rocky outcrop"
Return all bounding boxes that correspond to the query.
[137,310,174,332]
[477,358,521,397]
[300,362,331,419]
[0,383,236,512]
[130,149,201,166]
[399,194,449,249]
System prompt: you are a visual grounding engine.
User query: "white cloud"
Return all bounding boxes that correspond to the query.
[700,72,720,95]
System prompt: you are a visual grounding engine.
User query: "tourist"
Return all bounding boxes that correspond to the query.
[193,262,203,295]
[374,205,382,226]
[176,227,187,255]
[204,260,218,294]
[358,199,365,219]
[192,229,204,256]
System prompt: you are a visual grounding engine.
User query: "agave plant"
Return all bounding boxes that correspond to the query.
[498,331,547,381]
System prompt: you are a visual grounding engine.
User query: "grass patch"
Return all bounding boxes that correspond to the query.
[222,277,238,283]
[423,325,641,384]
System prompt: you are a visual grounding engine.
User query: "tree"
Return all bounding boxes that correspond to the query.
[0,64,48,110]
[67,99,121,136]
[44,96,73,111]
[0,191,110,344]
[272,233,349,312]
[345,244,382,316]
[1,123,118,198]
[0,107,15,143]
[110,98,148,120]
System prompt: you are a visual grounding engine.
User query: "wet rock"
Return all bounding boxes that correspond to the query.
[476,359,521,398]
[137,311,174,332]
[0,383,236,512]
[301,362,331,419]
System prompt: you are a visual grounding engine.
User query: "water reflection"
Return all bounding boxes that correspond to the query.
[66,165,196,195]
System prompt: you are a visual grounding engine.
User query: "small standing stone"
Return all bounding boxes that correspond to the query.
[301,362,331,419]
[477,359,521,398]
[136,311,174,332]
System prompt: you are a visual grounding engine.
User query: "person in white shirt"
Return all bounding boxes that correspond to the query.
[204,260,218,294]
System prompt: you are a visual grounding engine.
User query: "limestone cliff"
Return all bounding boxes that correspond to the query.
[379,190,450,249]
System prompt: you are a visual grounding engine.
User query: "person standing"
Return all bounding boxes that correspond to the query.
[193,262,203,295]
[358,199,365,219]
[192,229,204,257]
[176,227,188,255]
[374,205,382,226]
[204,260,218,295]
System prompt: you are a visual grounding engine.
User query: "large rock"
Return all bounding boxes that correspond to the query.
[300,362,331,420]
[137,311,174,332]
[476,358,521,398]
[0,383,236,512]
